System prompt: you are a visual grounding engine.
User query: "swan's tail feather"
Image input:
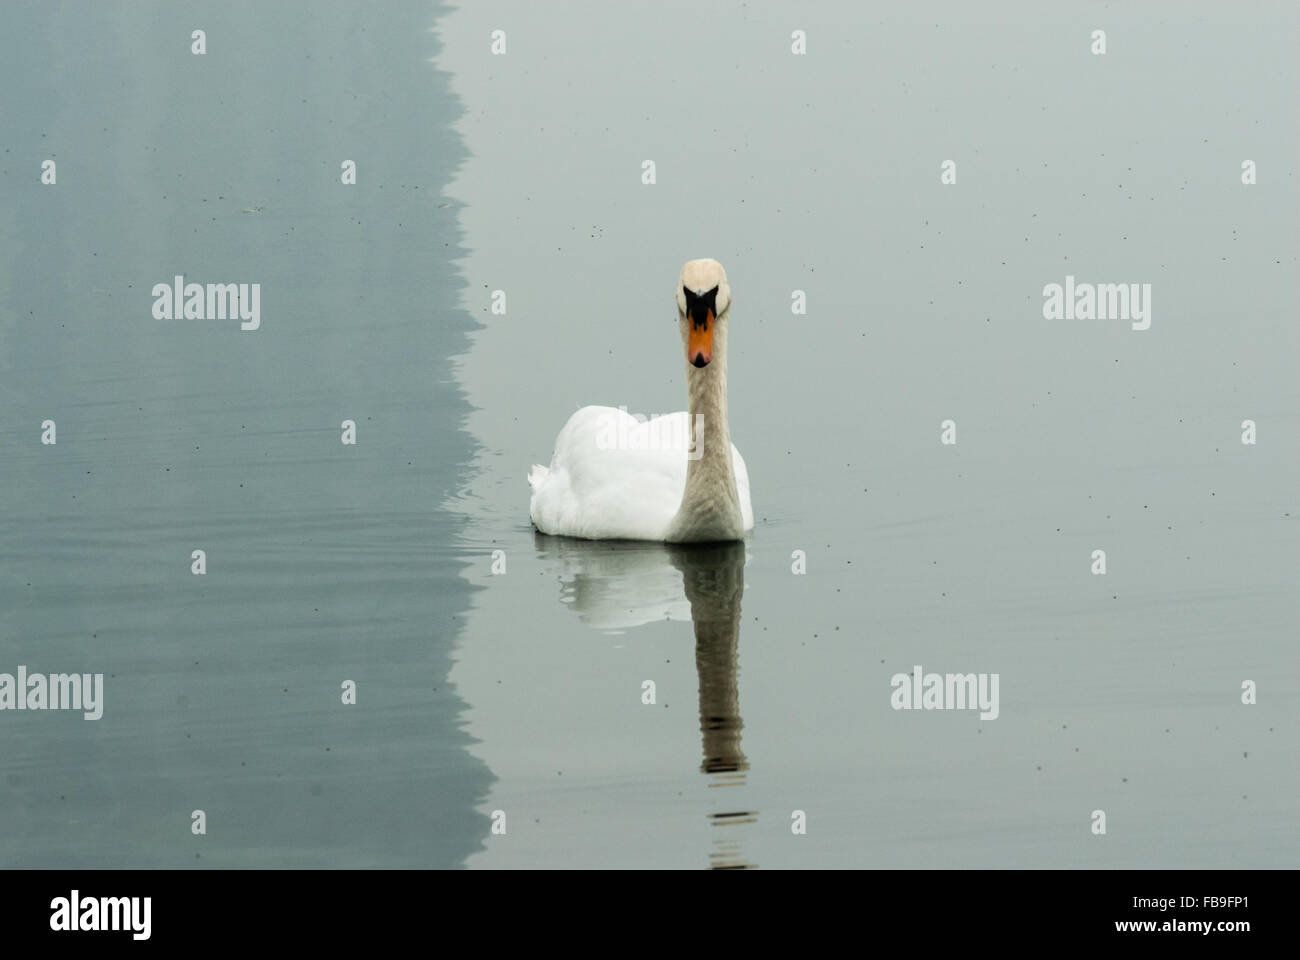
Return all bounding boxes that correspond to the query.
[528,464,549,491]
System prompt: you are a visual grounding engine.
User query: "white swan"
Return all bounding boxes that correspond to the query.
[529,258,753,542]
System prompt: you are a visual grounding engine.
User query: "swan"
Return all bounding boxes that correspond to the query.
[528,258,753,542]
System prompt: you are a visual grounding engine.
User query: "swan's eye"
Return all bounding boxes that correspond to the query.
[682,284,719,328]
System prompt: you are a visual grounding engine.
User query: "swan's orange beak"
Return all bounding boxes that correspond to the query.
[688,311,713,368]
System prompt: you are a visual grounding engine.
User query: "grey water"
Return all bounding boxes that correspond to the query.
[2,0,1297,870]
[1,1,487,867]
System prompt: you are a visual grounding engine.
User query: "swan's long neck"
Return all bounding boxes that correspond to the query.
[668,318,744,542]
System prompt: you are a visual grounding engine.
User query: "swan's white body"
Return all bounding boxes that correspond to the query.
[529,259,753,543]
[528,407,752,541]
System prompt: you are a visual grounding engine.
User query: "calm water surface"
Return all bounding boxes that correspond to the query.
[443,0,1299,868]
[1,0,487,867]
[1,0,1296,869]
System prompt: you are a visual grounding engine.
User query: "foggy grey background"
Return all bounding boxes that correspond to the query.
[1,0,1296,868]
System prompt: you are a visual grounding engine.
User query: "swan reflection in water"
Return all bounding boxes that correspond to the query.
[534,533,757,869]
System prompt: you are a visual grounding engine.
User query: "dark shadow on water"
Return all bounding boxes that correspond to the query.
[535,534,757,869]
[0,1,491,867]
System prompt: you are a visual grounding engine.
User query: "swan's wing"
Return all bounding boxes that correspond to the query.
[732,444,754,532]
[530,406,688,540]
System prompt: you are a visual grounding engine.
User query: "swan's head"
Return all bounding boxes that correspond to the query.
[676,259,730,369]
